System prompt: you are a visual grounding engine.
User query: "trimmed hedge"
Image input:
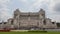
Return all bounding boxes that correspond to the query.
[10,30,28,32]
[10,30,47,33]
[28,30,47,33]
[0,30,10,32]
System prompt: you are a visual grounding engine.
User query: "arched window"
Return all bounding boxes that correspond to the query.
[43,19,46,25]
[11,20,13,25]
[37,22,39,26]
[52,22,55,24]
[14,14,18,18]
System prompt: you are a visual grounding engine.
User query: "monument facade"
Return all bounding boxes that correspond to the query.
[0,9,57,30]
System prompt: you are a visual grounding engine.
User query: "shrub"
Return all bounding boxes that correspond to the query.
[28,30,47,33]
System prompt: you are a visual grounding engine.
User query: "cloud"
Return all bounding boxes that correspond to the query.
[30,0,49,11]
[0,0,11,22]
[53,3,60,12]
[24,0,60,22]
[47,0,60,22]
[49,0,60,11]
[0,0,60,22]
[9,0,60,22]
[19,0,28,2]
[18,0,50,12]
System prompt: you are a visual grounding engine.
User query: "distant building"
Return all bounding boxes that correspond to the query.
[0,22,7,29]
[56,23,60,28]
[0,9,57,30]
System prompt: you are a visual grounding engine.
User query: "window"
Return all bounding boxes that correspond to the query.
[11,20,13,25]
[4,22,6,24]
[14,14,18,18]
[42,14,44,16]
[52,22,55,24]
[37,22,39,26]
[43,20,46,25]
[57,23,60,27]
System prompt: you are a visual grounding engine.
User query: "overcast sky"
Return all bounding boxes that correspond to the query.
[0,0,60,22]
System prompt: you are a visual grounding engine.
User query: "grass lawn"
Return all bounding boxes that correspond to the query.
[0,31,60,34]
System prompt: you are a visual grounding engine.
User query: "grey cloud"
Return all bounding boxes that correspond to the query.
[53,3,60,12]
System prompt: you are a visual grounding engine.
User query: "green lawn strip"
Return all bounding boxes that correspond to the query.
[0,32,47,34]
[47,31,60,34]
[0,31,60,34]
